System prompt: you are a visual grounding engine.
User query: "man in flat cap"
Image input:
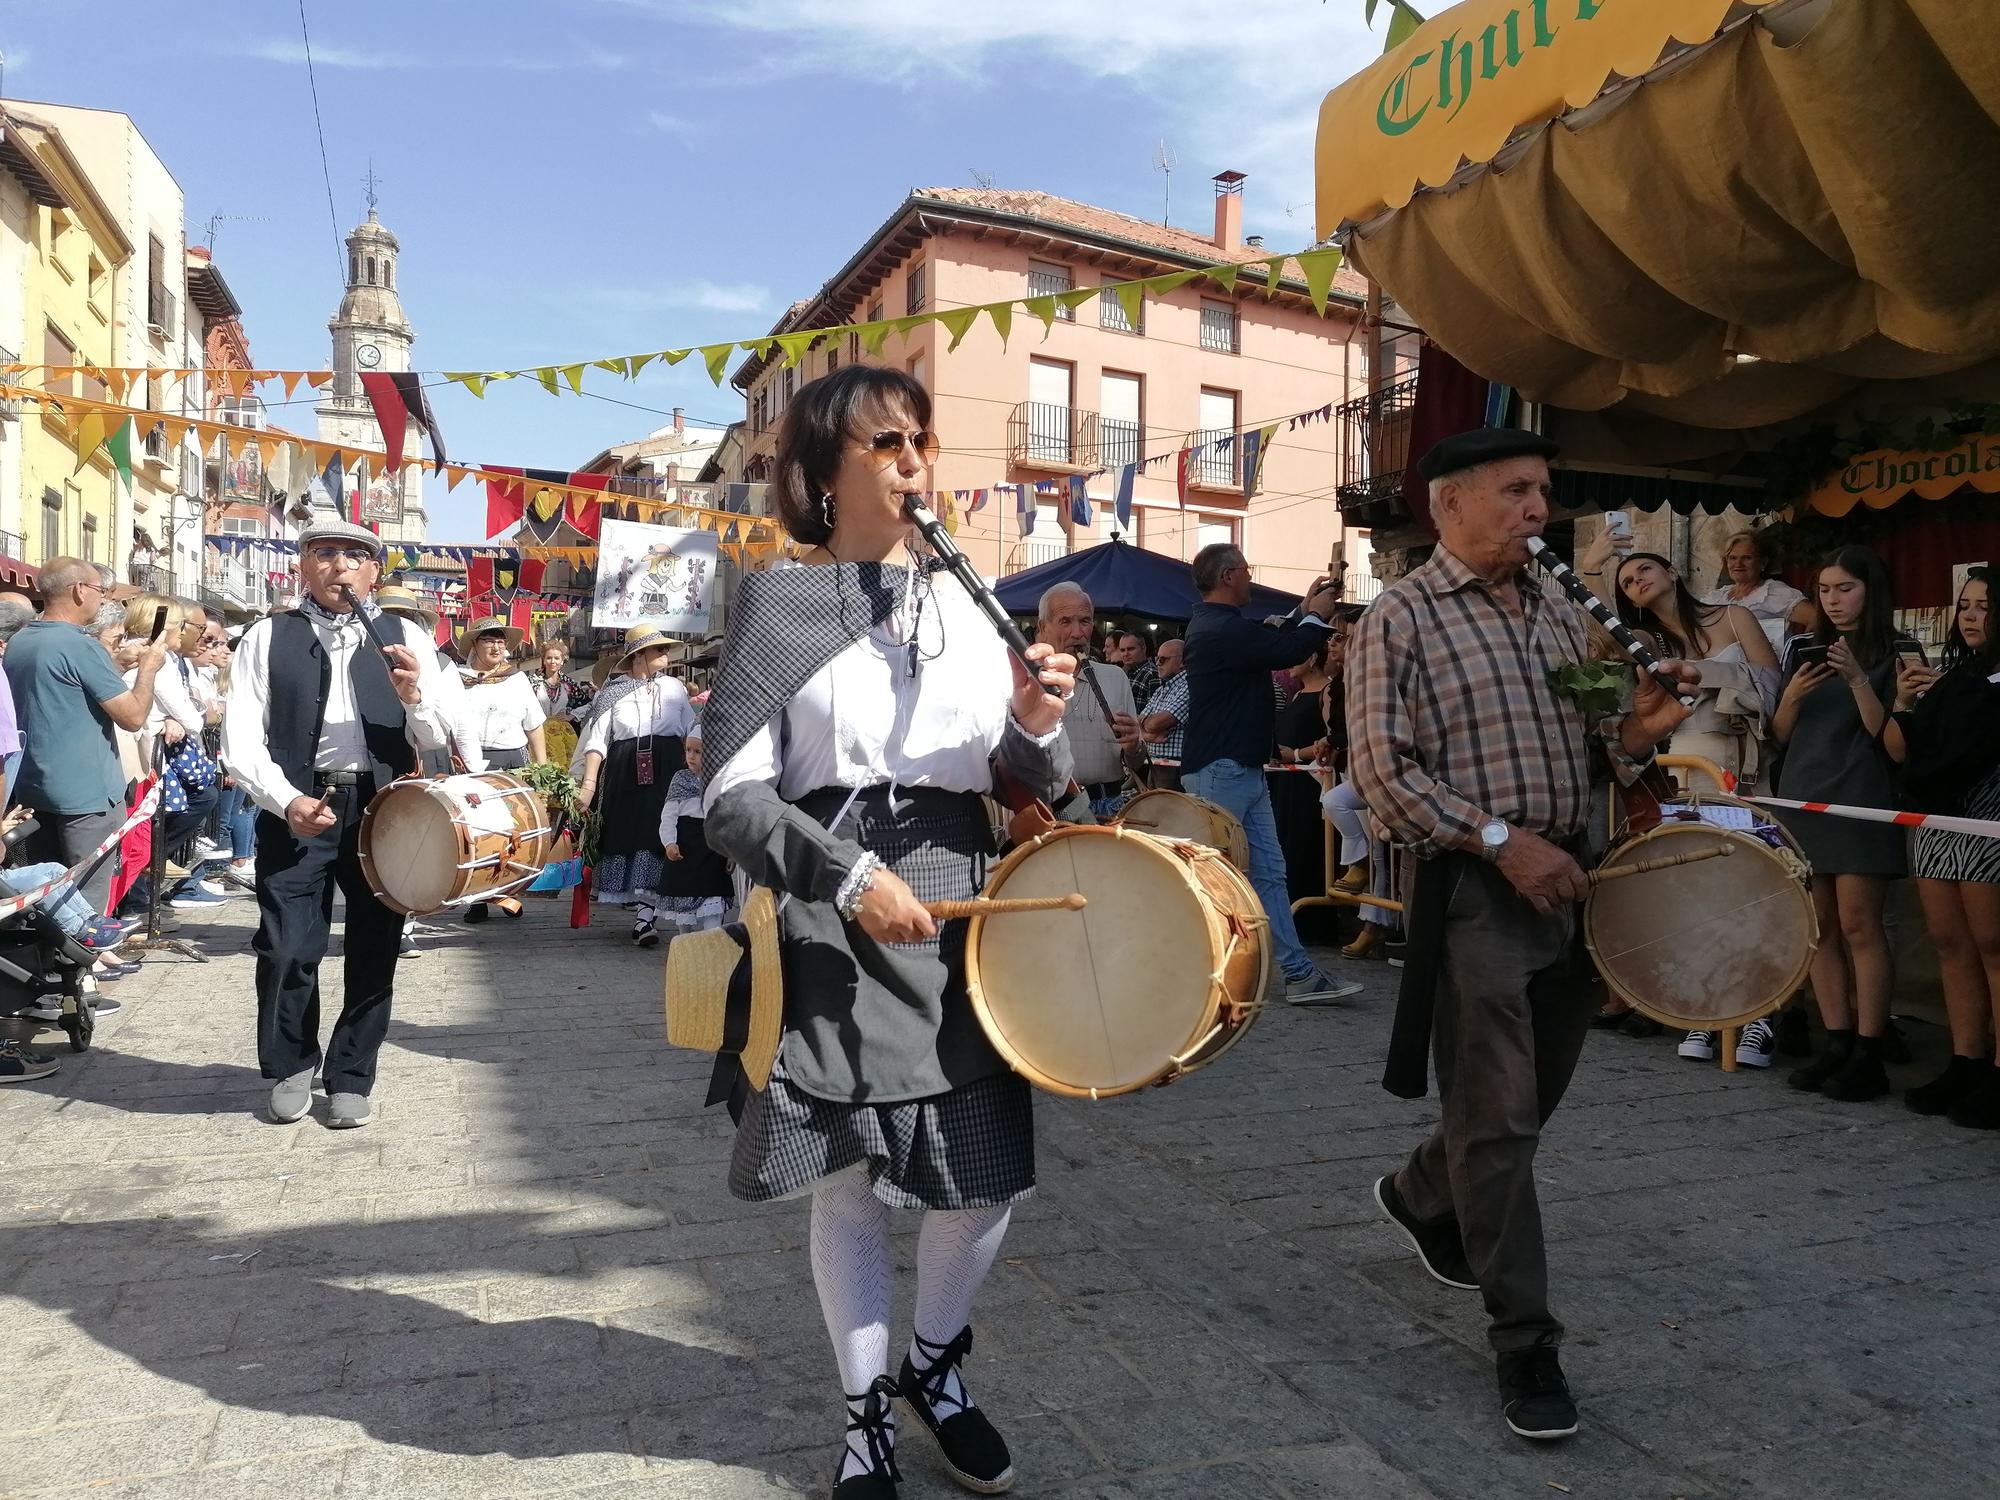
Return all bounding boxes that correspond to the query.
[1344,429,1693,1441]
[222,518,460,1129]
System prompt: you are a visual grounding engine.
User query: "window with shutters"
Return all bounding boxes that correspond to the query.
[1199,298,1240,354]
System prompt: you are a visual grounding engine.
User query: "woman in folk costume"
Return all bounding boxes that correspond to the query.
[574,625,694,943]
[700,366,1076,1499]
[456,615,549,924]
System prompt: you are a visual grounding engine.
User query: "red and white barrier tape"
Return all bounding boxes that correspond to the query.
[1740,795,2000,843]
[0,782,164,920]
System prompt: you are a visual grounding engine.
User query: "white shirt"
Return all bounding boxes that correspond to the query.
[706,577,1052,810]
[125,649,209,769]
[1060,660,1137,785]
[222,611,454,818]
[461,671,545,752]
[1705,579,1807,653]
[576,675,696,766]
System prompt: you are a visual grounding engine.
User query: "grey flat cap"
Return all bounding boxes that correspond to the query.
[296,517,385,558]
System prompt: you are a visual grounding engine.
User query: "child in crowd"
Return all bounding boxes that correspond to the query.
[656,730,731,944]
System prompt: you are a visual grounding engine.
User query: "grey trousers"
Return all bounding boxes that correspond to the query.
[22,804,126,916]
[1393,856,1595,1352]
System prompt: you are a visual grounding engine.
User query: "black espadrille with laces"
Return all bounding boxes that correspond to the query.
[832,1375,901,1500]
[1497,1338,1578,1441]
[898,1327,1013,1494]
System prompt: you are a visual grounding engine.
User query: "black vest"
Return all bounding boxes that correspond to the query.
[264,611,415,790]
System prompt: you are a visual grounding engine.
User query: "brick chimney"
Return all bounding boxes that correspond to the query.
[672,406,685,432]
[1213,170,1246,253]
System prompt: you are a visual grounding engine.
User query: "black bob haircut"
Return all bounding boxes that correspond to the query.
[771,365,933,546]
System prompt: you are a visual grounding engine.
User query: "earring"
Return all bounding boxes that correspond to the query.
[818,492,836,530]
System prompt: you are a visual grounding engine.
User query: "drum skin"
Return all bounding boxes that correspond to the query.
[965,824,1270,1098]
[1584,805,1818,1030]
[1115,789,1250,871]
[357,772,552,916]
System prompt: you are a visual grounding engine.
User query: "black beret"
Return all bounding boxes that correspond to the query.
[1416,427,1560,482]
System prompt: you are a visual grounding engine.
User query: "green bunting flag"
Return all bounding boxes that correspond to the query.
[1023,294,1060,333]
[104,417,135,494]
[535,367,561,396]
[775,330,820,368]
[444,372,489,398]
[700,344,734,383]
[1206,263,1242,294]
[1113,279,1147,328]
[937,306,981,352]
[985,301,1013,347]
[1298,247,1344,316]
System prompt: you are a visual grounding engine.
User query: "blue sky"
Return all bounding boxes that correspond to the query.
[3,0,1378,540]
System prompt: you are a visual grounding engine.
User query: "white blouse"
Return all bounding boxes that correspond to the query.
[576,675,696,763]
[461,671,546,752]
[706,571,1032,812]
[1705,579,1807,652]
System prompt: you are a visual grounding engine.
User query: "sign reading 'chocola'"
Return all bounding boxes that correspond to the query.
[1806,432,2000,517]
[1377,0,1609,137]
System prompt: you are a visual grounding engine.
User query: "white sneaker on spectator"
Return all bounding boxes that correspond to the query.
[190,837,228,862]
[220,863,257,890]
[191,877,239,898]
[1734,1018,1776,1069]
[1677,1030,1716,1060]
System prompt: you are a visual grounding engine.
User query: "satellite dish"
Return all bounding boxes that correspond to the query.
[1153,140,1177,226]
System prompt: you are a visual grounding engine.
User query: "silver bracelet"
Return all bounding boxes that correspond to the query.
[834,852,882,919]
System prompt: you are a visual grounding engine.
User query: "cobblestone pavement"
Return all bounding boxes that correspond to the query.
[2,892,1997,1499]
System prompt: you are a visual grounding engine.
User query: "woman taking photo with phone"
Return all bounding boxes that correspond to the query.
[1773,547,1914,1102]
[1883,567,2000,1127]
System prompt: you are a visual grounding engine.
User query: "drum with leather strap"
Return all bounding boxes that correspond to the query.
[357,772,553,916]
[1584,792,1818,1030]
[1113,788,1250,871]
[964,824,1270,1099]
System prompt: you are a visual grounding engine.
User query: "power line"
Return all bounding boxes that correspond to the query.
[297,0,346,287]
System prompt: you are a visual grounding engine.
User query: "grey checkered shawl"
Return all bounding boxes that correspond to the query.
[700,561,928,791]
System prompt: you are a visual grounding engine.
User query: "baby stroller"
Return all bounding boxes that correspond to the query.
[0,818,111,1054]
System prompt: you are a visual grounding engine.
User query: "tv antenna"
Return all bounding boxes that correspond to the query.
[203,212,269,251]
[969,167,995,190]
[1154,140,1177,226]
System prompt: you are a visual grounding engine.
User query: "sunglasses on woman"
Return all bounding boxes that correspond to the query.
[861,428,940,466]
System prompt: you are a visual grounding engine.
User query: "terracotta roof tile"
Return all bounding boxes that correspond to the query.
[915,187,1367,296]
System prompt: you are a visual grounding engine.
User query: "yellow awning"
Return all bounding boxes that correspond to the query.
[1315,0,1777,235]
[1324,0,2000,445]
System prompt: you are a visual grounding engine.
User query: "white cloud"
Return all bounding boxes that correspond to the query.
[235,37,633,73]
[641,110,702,137]
[572,282,772,317]
[634,0,1383,242]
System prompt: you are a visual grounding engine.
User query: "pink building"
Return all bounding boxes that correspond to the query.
[732,175,1369,601]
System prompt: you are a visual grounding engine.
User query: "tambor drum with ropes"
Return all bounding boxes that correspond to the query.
[964,824,1270,1098]
[357,772,553,916]
[1114,789,1250,871]
[1584,794,1818,1030]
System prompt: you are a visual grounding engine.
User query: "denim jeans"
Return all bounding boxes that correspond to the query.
[1184,758,1317,979]
[218,783,257,860]
[0,860,96,937]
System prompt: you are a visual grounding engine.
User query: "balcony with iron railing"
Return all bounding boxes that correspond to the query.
[1334,374,1418,529]
[1189,427,1243,492]
[1098,417,1141,471]
[0,530,25,560]
[1007,402,1099,471]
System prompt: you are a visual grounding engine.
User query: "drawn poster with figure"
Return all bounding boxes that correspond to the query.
[591,518,718,632]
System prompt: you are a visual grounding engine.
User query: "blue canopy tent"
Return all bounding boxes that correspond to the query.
[990,539,1300,622]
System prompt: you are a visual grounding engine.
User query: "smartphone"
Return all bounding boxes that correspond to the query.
[148,605,169,642]
[1792,643,1832,668]
[1895,641,1930,670]
[1603,510,1634,553]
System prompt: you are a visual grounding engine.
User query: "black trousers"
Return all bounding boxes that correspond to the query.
[253,777,405,1095]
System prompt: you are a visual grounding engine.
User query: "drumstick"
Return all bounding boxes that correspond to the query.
[1525,537,1697,706]
[925,894,1088,919]
[1587,843,1732,886]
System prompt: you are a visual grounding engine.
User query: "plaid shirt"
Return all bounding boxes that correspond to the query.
[1140,671,1189,763]
[1126,659,1160,707]
[1345,546,1643,859]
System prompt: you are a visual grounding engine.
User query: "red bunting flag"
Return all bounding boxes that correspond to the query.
[359,372,409,474]
[1175,445,1191,507]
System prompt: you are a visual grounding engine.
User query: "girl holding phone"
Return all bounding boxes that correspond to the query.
[1772,547,1914,1102]
[1883,567,2000,1127]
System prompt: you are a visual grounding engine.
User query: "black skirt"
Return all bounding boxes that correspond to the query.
[660,814,733,899]
[594,734,683,902]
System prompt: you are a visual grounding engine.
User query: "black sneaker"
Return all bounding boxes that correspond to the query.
[463,903,491,925]
[1373,1175,1478,1290]
[899,1327,1014,1494]
[1906,1056,1990,1116]
[1788,1030,1855,1092]
[1821,1041,1890,1103]
[1497,1341,1578,1440]
[0,1040,59,1083]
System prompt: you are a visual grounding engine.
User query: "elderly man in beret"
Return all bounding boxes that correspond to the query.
[222,518,461,1129]
[1345,428,1694,1442]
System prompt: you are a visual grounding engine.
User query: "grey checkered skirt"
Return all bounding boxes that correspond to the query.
[726,784,1036,1209]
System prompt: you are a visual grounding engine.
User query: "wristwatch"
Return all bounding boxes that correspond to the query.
[1479,819,1511,861]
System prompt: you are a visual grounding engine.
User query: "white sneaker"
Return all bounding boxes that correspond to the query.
[1734,1018,1776,1069]
[190,838,228,861]
[220,863,258,890]
[1677,1030,1717,1060]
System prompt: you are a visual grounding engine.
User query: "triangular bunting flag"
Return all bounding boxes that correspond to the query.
[701,344,734,383]
[937,306,980,352]
[775,330,819,367]
[1113,466,1135,529]
[1243,423,1278,498]
[104,417,135,494]
[1016,483,1036,537]
[389,371,448,472]
[444,372,490,398]
[659,348,692,367]
[1068,474,1091,528]
[1054,288,1096,317]
[592,358,626,376]
[1023,295,1059,333]
[280,371,304,398]
[560,364,587,395]
[985,302,1013,347]
[859,321,894,357]
[1298,247,1344,315]
[534,367,561,395]
[1263,255,1288,299]
[1114,280,1147,330]
[306,371,334,390]
[1206,263,1241,294]
[1175,446,1191,507]
[72,411,108,471]
[359,371,410,474]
